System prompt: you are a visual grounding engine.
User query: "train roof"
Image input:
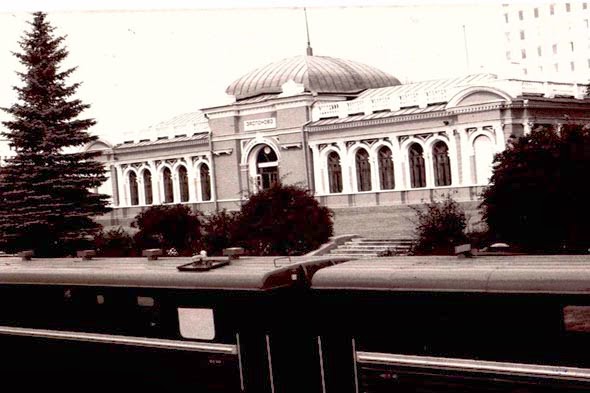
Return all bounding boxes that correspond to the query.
[0,255,350,291]
[311,255,590,294]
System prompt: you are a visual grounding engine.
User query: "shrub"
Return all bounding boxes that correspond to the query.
[198,209,240,256]
[481,124,590,253]
[131,205,201,256]
[412,195,468,255]
[235,184,333,256]
[94,227,135,257]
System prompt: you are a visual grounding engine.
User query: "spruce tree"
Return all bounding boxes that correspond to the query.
[0,12,111,256]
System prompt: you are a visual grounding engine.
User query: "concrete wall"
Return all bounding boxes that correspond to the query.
[331,200,483,239]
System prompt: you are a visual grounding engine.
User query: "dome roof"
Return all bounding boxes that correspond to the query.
[226,55,401,100]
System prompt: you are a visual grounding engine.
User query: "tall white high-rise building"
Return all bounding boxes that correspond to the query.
[502,2,590,83]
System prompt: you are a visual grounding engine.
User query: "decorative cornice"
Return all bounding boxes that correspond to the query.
[307,110,448,132]
[207,110,240,120]
[307,102,511,132]
[204,95,314,119]
[280,142,302,150]
[113,138,209,153]
[213,148,233,156]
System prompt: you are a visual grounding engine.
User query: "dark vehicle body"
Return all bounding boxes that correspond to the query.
[0,255,345,392]
[311,256,590,393]
[1,255,590,392]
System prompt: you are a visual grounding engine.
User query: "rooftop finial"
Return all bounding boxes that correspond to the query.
[304,7,313,56]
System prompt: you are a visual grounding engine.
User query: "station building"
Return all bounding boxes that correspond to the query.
[90,51,590,237]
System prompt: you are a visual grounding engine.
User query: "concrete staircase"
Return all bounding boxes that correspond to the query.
[328,237,415,258]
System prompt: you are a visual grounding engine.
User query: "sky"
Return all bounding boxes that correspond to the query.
[0,1,506,143]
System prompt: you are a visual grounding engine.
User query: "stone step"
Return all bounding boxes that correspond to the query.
[351,238,415,243]
[347,241,414,246]
[336,245,412,251]
[327,253,379,259]
[330,249,399,255]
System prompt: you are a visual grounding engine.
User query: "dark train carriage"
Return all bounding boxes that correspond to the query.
[311,255,590,393]
[0,254,347,392]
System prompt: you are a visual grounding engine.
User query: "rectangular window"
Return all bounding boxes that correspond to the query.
[550,4,555,15]
[571,61,575,71]
[588,59,590,68]
[137,296,154,307]
[504,13,509,23]
[564,306,590,332]
[553,43,558,54]
[521,48,527,59]
[520,30,525,40]
[566,3,571,12]
[537,46,542,56]
[505,32,511,42]
[585,19,589,28]
[539,65,543,72]
[178,308,216,340]
[505,50,511,60]
[555,63,559,72]
[570,41,575,51]
[584,3,588,9]
[534,7,539,17]
[519,10,524,20]
[522,68,528,76]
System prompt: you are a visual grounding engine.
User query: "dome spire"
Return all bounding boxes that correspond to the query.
[304,8,313,56]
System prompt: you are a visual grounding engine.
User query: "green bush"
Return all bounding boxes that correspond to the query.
[198,209,240,256]
[412,195,468,255]
[94,227,136,257]
[235,184,334,256]
[131,205,201,256]
[481,124,590,253]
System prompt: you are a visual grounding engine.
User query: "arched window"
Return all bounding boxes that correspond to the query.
[200,164,211,201]
[355,148,372,192]
[143,170,153,205]
[473,135,495,184]
[409,143,426,188]
[128,171,139,206]
[178,166,189,202]
[378,146,395,190]
[432,141,452,186]
[327,151,343,193]
[162,167,173,203]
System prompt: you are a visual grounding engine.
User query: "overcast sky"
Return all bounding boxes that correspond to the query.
[0,1,505,143]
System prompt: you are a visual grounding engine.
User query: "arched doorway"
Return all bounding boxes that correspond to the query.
[250,144,279,191]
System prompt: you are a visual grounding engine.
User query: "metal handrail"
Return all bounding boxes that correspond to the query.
[0,325,237,354]
[356,351,590,381]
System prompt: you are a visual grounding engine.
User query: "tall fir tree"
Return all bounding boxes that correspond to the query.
[0,12,111,256]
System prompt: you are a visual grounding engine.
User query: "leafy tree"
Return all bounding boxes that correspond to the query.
[94,226,135,257]
[0,12,111,256]
[481,124,590,253]
[198,209,240,256]
[235,184,333,256]
[131,205,201,256]
[412,194,468,255]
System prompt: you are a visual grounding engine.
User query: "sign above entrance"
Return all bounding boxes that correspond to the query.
[244,117,276,132]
